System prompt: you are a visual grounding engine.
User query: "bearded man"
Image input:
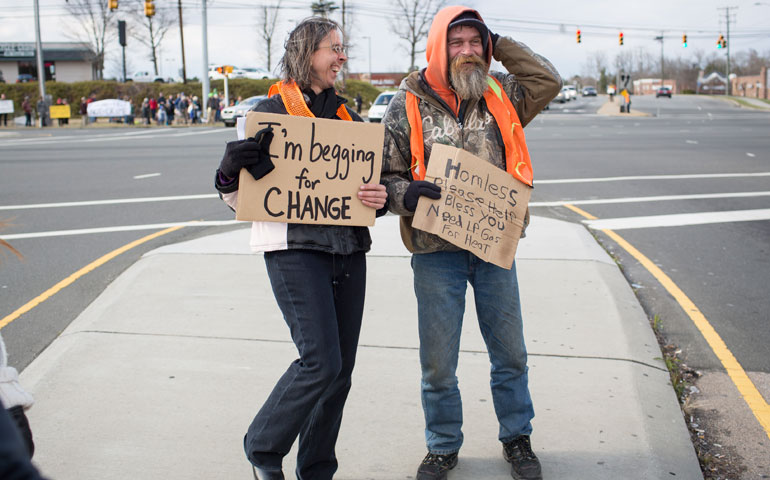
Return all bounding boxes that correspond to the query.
[380,6,561,480]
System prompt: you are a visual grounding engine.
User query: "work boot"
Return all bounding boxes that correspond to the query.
[503,435,542,480]
[416,452,458,480]
[251,465,284,480]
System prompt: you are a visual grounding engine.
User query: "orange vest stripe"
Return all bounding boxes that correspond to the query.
[405,76,533,186]
[268,81,352,121]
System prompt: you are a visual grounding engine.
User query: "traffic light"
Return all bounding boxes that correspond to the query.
[109,0,118,10]
[576,29,581,44]
[144,0,155,17]
[619,32,624,46]
[717,34,724,49]
[682,34,687,47]
[721,38,727,49]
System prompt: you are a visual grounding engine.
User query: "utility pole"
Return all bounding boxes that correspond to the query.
[718,6,738,95]
[178,0,187,83]
[655,33,664,89]
[202,0,210,119]
[33,0,47,128]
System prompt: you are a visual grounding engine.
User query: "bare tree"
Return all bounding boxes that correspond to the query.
[390,0,446,72]
[258,1,282,71]
[125,0,176,75]
[63,0,118,79]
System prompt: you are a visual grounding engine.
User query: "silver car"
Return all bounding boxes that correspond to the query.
[221,95,267,127]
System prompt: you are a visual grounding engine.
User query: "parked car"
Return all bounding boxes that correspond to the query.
[130,71,164,83]
[581,86,597,96]
[656,86,672,98]
[16,73,35,83]
[563,85,578,101]
[367,91,397,123]
[221,95,267,127]
[239,67,272,80]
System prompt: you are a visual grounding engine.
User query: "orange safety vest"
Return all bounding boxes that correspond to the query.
[405,75,533,186]
[268,80,352,121]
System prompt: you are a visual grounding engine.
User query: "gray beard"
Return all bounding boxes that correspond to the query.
[450,65,488,101]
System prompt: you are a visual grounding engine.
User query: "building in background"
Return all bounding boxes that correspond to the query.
[632,78,678,95]
[0,42,97,83]
[731,67,768,100]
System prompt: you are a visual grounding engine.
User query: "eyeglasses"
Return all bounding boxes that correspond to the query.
[318,44,348,55]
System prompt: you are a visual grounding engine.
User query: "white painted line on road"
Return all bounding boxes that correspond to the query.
[583,208,770,230]
[747,152,756,157]
[531,191,770,207]
[170,129,230,137]
[537,172,770,184]
[0,194,218,210]
[686,140,698,144]
[1,220,243,240]
[133,173,161,179]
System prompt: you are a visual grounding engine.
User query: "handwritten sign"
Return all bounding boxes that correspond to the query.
[412,144,532,269]
[236,112,384,226]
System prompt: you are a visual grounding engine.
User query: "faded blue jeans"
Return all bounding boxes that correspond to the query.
[411,250,534,454]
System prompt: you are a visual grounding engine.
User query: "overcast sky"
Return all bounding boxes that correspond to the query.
[2,0,769,81]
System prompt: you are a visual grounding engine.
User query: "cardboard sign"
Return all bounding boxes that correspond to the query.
[49,105,71,119]
[236,112,384,226]
[412,144,532,269]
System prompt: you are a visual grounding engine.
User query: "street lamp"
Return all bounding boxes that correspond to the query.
[362,36,372,83]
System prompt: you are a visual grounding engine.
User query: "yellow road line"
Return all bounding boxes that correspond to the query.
[565,203,770,441]
[0,225,185,330]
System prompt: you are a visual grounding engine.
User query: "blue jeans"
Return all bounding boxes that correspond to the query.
[244,249,366,480]
[411,251,534,454]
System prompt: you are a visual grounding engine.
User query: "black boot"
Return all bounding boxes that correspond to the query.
[503,435,542,480]
[416,452,458,480]
[251,465,284,480]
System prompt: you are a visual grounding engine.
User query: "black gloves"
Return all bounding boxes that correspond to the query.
[218,126,275,181]
[404,180,441,212]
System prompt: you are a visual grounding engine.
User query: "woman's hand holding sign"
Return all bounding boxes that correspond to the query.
[219,126,275,180]
[357,183,388,210]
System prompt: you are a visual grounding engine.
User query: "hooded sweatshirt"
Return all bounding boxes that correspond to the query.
[381,6,562,254]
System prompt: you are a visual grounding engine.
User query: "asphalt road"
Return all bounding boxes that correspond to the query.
[0,126,238,370]
[1,94,768,475]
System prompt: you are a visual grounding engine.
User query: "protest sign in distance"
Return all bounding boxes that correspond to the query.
[86,99,131,117]
[412,144,532,269]
[0,100,14,114]
[236,112,384,226]
[49,105,71,119]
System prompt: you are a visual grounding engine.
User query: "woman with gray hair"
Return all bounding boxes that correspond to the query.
[214,16,387,480]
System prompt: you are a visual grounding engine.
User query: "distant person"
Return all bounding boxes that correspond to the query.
[214,16,386,480]
[380,6,560,480]
[0,93,8,127]
[79,96,88,126]
[149,97,158,123]
[35,98,47,127]
[21,97,32,127]
[354,92,362,114]
[141,98,151,125]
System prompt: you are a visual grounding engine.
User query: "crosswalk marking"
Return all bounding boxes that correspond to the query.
[584,208,770,230]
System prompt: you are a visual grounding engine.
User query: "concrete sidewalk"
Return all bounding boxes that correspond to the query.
[20,215,703,479]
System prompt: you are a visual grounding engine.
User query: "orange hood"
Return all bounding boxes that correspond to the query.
[424,6,493,114]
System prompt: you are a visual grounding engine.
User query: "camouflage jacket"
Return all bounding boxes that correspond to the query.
[381,36,562,254]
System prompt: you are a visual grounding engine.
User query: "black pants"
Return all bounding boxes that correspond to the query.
[245,249,366,480]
